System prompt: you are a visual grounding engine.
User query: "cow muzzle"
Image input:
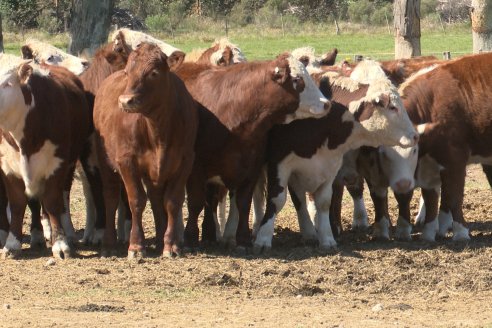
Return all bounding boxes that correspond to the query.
[118,94,141,113]
[392,178,414,194]
[398,132,419,148]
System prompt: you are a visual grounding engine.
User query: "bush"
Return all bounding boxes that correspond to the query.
[145,14,171,32]
[0,0,38,31]
[347,0,373,24]
[371,3,392,25]
[421,0,438,18]
[37,10,63,34]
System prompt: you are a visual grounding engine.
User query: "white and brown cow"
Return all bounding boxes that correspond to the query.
[0,55,91,259]
[395,52,492,242]
[173,53,330,249]
[21,39,89,76]
[188,37,247,66]
[253,62,418,253]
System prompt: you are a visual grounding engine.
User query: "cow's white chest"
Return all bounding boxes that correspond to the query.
[0,138,63,197]
[282,144,345,193]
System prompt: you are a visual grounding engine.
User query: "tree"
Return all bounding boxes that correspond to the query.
[394,0,421,59]
[68,0,115,56]
[471,0,492,53]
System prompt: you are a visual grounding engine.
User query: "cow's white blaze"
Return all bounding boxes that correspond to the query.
[284,55,329,122]
[24,39,88,75]
[379,145,418,193]
[111,28,181,56]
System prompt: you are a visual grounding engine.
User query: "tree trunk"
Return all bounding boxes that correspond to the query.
[68,0,114,57]
[0,13,4,53]
[394,0,421,59]
[471,0,492,53]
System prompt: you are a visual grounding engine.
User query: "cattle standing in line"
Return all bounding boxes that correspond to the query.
[94,43,198,258]
[253,63,418,253]
[396,52,492,241]
[0,55,91,259]
[172,53,330,249]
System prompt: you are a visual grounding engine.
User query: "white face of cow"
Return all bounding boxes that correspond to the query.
[352,80,418,148]
[379,144,418,193]
[283,55,330,123]
[23,40,88,76]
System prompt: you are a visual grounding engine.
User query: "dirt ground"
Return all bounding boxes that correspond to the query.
[2,165,492,327]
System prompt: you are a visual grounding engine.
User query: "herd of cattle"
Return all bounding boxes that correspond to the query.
[0,28,489,260]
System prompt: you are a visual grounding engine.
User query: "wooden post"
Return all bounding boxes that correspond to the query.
[471,0,492,53]
[0,13,4,53]
[442,51,451,60]
[394,0,421,59]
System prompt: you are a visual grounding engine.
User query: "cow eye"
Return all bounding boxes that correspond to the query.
[412,148,417,155]
[47,55,54,62]
[389,105,398,112]
[149,70,159,78]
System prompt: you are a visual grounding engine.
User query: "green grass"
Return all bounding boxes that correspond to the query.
[2,22,473,61]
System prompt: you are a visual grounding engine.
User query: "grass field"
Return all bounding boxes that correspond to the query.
[2,21,473,61]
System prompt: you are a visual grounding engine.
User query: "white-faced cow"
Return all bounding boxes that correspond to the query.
[0,55,91,259]
[253,62,418,253]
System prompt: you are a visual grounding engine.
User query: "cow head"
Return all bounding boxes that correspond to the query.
[104,31,132,70]
[200,38,247,66]
[378,144,418,193]
[280,53,330,123]
[118,42,171,114]
[0,55,35,130]
[21,39,89,76]
[350,82,418,149]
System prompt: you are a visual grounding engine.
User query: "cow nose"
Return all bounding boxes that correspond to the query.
[395,179,412,193]
[118,94,138,111]
[82,61,89,68]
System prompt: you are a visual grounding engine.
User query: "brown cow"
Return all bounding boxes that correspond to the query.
[397,52,492,241]
[195,38,246,66]
[0,55,91,259]
[173,54,330,249]
[93,42,198,258]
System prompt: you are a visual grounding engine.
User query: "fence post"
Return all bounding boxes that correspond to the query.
[442,51,451,60]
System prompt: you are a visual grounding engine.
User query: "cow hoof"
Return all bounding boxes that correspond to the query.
[30,229,46,249]
[252,244,271,255]
[0,247,21,259]
[372,217,390,240]
[395,217,412,241]
[91,229,105,246]
[352,220,370,231]
[100,248,118,258]
[421,220,438,242]
[234,245,249,256]
[162,245,182,258]
[220,238,236,250]
[0,230,7,248]
[318,244,337,255]
[127,249,146,261]
[452,222,470,241]
[52,238,72,259]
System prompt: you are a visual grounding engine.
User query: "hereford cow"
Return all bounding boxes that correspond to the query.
[21,39,89,76]
[172,53,330,249]
[394,52,492,242]
[94,42,198,258]
[253,64,418,253]
[193,38,246,66]
[0,55,91,259]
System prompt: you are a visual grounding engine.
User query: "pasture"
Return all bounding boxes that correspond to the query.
[1,27,492,327]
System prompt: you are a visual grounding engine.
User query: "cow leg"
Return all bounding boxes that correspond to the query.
[60,168,77,245]
[414,195,426,227]
[0,176,26,258]
[253,163,291,254]
[312,181,337,250]
[288,183,316,242]
[202,185,219,244]
[421,188,440,241]
[79,169,96,244]
[184,168,206,250]
[251,170,266,238]
[147,185,166,253]
[394,190,414,241]
[0,177,9,247]
[347,178,369,231]
[117,188,131,243]
[80,165,106,246]
[482,164,492,188]
[369,186,390,240]
[440,165,469,241]
[329,178,343,237]
[163,179,188,258]
[217,192,227,237]
[29,199,45,248]
[222,191,239,248]
[119,165,147,259]
[234,182,256,249]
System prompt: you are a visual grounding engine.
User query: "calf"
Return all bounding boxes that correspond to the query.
[93,43,198,258]
[0,55,91,258]
[397,52,492,241]
[21,39,89,75]
[195,38,246,66]
[253,67,418,253]
[173,54,330,249]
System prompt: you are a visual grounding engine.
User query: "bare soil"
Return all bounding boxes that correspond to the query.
[2,165,492,327]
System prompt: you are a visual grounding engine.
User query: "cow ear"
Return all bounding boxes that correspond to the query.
[320,48,338,66]
[272,65,289,84]
[21,45,34,60]
[167,50,186,70]
[373,94,391,108]
[298,56,310,68]
[17,63,33,85]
